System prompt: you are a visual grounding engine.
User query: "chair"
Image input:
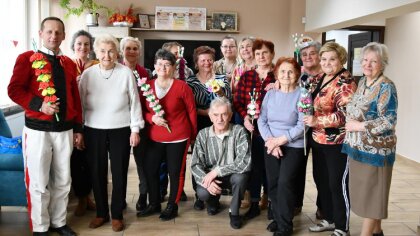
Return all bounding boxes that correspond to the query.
[0,109,27,207]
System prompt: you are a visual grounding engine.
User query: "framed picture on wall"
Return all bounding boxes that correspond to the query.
[148,15,156,29]
[212,12,237,31]
[139,14,150,29]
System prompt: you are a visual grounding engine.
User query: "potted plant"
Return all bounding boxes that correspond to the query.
[59,0,113,26]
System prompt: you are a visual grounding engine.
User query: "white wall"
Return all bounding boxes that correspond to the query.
[51,0,321,60]
[305,0,420,32]
[385,11,420,162]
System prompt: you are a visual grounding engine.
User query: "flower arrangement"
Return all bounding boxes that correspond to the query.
[30,52,59,121]
[134,70,171,133]
[59,0,113,18]
[109,4,137,26]
[247,88,260,139]
[177,46,186,80]
[297,80,313,155]
[205,78,225,95]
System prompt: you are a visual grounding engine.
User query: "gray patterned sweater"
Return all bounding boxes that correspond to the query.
[191,124,251,187]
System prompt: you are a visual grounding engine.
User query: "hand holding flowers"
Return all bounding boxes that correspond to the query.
[134,71,171,133]
[297,82,314,155]
[246,88,260,138]
[30,52,60,121]
[205,78,225,97]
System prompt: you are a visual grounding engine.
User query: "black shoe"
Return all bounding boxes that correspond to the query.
[136,194,148,212]
[206,200,220,215]
[159,203,178,221]
[137,204,161,217]
[33,232,49,236]
[49,225,77,236]
[193,199,205,211]
[273,227,293,236]
[229,213,242,229]
[267,220,278,232]
[180,191,188,201]
[245,202,260,220]
[267,201,274,220]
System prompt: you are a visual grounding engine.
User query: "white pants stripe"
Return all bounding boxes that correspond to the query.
[22,126,73,232]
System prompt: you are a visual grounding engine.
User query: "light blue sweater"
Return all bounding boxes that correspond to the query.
[257,88,304,148]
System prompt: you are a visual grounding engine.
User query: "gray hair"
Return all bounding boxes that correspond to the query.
[162,41,182,51]
[299,41,321,54]
[70,30,94,52]
[209,97,233,114]
[361,42,389,71]
[120,36,142,52]
[94,34,120,54]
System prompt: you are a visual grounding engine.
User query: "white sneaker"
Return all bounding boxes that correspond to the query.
[308,219,335,232]
[330,229,349,236]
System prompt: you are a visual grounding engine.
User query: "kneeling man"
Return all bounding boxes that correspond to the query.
[191,97,251,229]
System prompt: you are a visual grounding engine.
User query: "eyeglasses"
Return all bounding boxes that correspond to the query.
[301,52,318,58]
[221,45,237,49]
[156,63,172,68]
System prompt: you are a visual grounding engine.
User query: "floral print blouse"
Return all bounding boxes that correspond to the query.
[309,69,357,145]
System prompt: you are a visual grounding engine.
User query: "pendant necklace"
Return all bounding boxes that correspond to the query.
[99,64,116,79]
[363,73,382,94]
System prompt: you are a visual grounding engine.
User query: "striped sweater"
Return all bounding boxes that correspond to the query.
[191,124,251,187]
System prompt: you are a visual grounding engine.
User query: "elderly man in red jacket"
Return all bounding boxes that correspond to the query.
[8,16,82,236]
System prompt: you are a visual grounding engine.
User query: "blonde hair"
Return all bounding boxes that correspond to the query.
[319,42,347,65]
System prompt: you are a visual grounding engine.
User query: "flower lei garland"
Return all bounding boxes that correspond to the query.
[133,70,171,133]
[247,88,260,139]
[29,52,59,121]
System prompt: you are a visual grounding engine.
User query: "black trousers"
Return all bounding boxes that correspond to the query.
[143,140,188,206]
[133,130,148,196]
[248,135,267,202]
[310,136,350,231]
[265,146,305,230]
[196,173,248,215]
[70,148,92,197]
[85,126,131,220]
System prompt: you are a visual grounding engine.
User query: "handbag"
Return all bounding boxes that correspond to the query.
[0,136,22,154]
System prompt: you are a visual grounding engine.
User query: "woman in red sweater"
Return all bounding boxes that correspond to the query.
[138,49,197,221]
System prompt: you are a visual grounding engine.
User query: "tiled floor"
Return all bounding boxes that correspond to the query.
[1,155,419,236]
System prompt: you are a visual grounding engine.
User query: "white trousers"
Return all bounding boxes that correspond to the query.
[22,126,73,232]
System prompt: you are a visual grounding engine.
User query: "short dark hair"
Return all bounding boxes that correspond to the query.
[40,16,65,32]
[253,38,275,55]
[70,30,94,52]
[193,46,216,69]
[154,49,176,65]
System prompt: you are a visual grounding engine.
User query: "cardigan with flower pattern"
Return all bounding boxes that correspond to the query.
[342,76,398,167]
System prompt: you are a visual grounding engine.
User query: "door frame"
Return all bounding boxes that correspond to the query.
[321,25,385,44]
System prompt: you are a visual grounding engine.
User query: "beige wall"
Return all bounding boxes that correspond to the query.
[51,0,321,61]
[305,0,420,32]
[385,11,420,162]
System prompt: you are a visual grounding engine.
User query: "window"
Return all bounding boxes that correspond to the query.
[0,0,49,110]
